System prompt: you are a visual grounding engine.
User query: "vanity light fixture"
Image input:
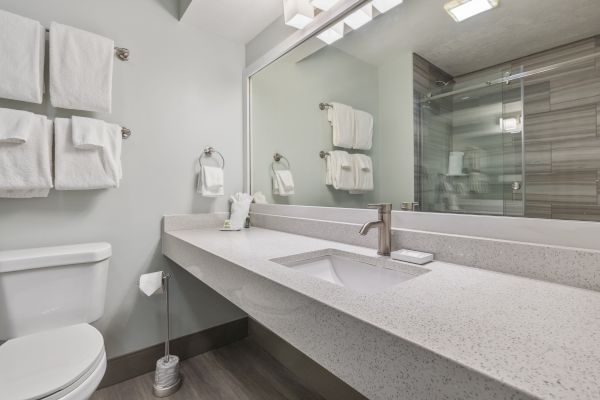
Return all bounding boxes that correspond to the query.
[310,0,341,11]
[372,0,403,14]
[344,3,373,30]
[444,0,499,22]
[283,0,315,29]
[317,21,344,44]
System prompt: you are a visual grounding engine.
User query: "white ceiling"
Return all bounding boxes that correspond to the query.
[330,0,600,75]
[180,0,283,44]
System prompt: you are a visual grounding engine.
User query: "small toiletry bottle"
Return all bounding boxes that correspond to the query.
[244,216,251,228]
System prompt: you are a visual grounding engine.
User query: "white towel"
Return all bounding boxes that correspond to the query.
[350,154,373,193]
[0,114,53,198]
[0,109,34,144]
[54,117,122,190]
[327,102,354,148]
[0,10,45,104]
[198,166,224,197]
[353,109,373,150]
[71,116,109,149]
[273,170,295,196]
[328,150,354,191]
[49,22,114,113]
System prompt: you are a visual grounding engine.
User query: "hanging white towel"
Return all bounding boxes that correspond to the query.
[0,10,45,104]
[198,165,224,197]
[353,109,373,150]
[0,114,53,198]
[327,102,354,148]
[54,117,122,190]
[49,22,114,113]
[328,150,354,190]
[0,109,34,144]
[273,170,295,196]
[350,154,373,193]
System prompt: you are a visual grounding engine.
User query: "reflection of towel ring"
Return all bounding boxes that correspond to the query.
[200,147,225,169]
[271,153,290,174]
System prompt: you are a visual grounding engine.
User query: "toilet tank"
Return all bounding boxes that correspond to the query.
[0,242,111,340]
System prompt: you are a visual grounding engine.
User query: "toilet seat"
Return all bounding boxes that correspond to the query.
[0,323,105,400]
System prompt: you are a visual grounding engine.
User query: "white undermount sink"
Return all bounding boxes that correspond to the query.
[271,249,430,295]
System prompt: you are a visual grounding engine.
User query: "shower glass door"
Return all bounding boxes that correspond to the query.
[418,69,524,216]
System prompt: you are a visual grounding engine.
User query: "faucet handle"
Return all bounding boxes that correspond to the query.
[367,203,392,212]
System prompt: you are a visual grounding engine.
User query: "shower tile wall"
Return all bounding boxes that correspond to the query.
[415,36,600,221]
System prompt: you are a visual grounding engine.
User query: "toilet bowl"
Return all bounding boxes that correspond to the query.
[0,243,111,400]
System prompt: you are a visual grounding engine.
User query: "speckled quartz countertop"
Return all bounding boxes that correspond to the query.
[165,226,600,399]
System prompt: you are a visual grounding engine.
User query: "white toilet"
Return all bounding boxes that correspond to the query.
[0,243,111,400]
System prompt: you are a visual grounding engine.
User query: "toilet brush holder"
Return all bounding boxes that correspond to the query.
[152,272,182,397]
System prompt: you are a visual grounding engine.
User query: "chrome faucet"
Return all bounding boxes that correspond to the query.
[359,203,392,256]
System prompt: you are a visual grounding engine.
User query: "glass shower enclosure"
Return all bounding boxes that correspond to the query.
[416,68,525,216]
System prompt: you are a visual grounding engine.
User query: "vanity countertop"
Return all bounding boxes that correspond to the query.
[164,226,600,399]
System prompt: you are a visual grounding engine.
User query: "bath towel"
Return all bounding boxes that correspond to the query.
[327,102,354,148]
[353,109,373,150]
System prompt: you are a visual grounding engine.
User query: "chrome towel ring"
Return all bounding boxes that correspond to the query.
[200,147,225,169]
[272,153,290,174]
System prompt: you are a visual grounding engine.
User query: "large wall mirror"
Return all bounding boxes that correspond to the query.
[249,0,600,221]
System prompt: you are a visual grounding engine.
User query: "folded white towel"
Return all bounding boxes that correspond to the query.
[197,165,224,196]
[350,154,373,193]
[54,117,122,190]
[0,10,45,104]
[328,150,354,191]
[0,114,53,198]
[72,116,110,149]
[273,170,295,196]
[327,102,354,148]
[353,109,373,150]
[49,22,114,113]
[0,108,34,144]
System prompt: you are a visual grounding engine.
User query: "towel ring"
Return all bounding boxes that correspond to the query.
[271,153,291,174]
[199,147,225,169]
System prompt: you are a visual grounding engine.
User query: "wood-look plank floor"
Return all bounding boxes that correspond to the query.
[91,339,325,400]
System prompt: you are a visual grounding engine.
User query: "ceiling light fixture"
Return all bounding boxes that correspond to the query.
[372,0,403,14]
[344,3,373,30]
[283,0,315,29]
[310,0,341,11]
[444,0,499,22]
[317,21,344,44]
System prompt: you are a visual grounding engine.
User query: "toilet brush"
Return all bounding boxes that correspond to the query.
[152,272,182,397]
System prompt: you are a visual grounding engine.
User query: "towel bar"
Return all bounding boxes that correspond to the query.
[121,127,131,139]
[44,28,130,61]
[319,102,333,110]
[319,150,330,159]
[200,147,225,169]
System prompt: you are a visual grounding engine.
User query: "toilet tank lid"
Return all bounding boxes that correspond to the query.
[0,242,111,273]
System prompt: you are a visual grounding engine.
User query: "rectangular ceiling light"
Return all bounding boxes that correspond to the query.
[317,21,344,44]
[310,0,341,11]
[283,0,315,29]
[444,0,499,22]
[372,0,403,14]
[344,3,373,30]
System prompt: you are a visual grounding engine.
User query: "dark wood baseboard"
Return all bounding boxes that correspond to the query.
[99,317,248,388]
[248,318,368,400]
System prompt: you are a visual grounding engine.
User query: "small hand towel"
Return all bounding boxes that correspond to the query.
[0,10,45,103]
[0,114,53,198]
[350,153,373,193]
[54,117,122,190]
[353,109,373,150]
[273,170,295,196]
[0,108,34,144]
[49,22,114,113]
[328,150,354,191]
[198,166,224,197]
[327,102,354,148]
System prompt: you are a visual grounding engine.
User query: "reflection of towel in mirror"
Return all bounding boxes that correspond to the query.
[350,154,373,193]
[327,150,354,190]
[353,109,373,150]
[273,170,295,196]
[327,102,354,148]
